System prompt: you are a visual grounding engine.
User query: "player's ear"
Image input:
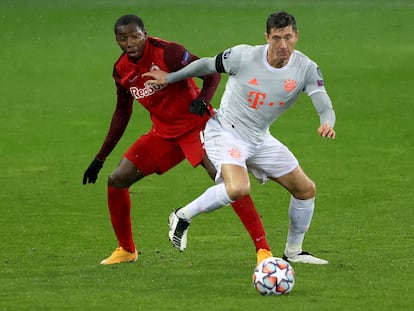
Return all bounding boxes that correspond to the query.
[264,32,270,43]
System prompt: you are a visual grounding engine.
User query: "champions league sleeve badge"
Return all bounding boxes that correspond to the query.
[316,67,324,86]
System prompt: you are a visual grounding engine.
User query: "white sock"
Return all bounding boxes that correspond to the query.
[177,183,232,221]
[284,196,315,257]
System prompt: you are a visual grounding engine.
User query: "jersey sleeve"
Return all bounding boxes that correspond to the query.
[163,42,198,72]
[303,61,327,96]
[310,92,336,127]
[304,62,336,127]
[95,67,133,162]
[217,44,246,75]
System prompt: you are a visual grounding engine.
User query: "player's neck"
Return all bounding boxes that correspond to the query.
[267,51,290,68]
[268,57,288,68]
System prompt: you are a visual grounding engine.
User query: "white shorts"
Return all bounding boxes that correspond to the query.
[204,118,299,184]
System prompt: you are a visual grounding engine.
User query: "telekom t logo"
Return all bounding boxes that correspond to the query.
[248,91,279,110]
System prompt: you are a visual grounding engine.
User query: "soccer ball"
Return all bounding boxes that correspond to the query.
[253,257,295,295]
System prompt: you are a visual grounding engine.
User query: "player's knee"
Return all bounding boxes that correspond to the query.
[307,180,316,198]
[108,173,123,188]
[108,162,144,188]
[226,182,250,201]
[294,180,316,200]
[107,172,134,188]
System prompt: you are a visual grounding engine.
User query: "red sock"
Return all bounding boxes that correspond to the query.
[231,195,271,252]
[107,186,135,253]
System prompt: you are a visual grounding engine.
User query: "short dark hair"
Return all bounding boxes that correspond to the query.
[114,14,145,34]
[266,11,297,34]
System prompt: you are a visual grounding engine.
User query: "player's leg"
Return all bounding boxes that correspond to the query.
[181,164,272,263]
[101,157,143,265]
[230,195,273,265]
[170,163,249,251]
[173,125,240,222]
[250,135,327,264]
[230,195,271,250]
[180,163,250,217]
[170,119,271,260]
[272,166,328,264]
[200,149,272,261]
[101,132,185,264]
[221,160,273,261]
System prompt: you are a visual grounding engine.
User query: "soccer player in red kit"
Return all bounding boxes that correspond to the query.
[83,14,272,265]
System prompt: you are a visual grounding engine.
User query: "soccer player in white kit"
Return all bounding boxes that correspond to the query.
[143,11,336,264]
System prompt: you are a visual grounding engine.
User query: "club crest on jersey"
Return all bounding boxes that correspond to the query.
[284,79,296,92]
[150,64,161,71]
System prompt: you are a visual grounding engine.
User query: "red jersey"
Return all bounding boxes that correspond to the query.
[96,37,220,161]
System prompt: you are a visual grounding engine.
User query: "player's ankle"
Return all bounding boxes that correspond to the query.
[284,243,302,257]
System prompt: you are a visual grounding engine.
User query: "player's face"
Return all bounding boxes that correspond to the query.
[115,23,146,62]
[265,26,298,68]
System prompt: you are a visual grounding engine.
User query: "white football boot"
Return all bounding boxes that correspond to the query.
[283,251,328,265]
[168,210,190,251]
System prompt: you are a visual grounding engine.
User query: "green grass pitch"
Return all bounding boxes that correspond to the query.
[1,0,413,310]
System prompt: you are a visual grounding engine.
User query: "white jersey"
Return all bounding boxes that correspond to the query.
[216,44,327,146]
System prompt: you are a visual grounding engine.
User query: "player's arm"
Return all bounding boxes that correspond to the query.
[177,53,220,115]
[95,86,133,161]
[310,91,336,139]
[83,75,133,185]
[169,57,218,83]
[304,63,336,139]
[193,63,220,107]
[142,56,219,85]
[143,45,243,84]
[188,60,220,116]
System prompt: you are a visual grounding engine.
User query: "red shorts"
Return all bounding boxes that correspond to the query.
[124,125,206,176]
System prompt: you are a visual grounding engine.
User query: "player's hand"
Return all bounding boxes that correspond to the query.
[83,158,103,185]
[142,70,168,85]
[318,124,336,139]
[190,99,211,117]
